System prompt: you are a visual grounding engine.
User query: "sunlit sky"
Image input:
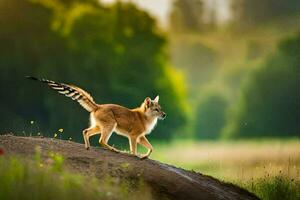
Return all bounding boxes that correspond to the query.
[101,0,232,27]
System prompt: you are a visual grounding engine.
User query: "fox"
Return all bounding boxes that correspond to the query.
[26,76,166,159]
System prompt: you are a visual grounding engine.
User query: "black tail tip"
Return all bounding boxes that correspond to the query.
[25,76,38,81]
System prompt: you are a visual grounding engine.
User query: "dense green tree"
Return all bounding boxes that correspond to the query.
[0,0,187,143]
[223,33,300,138]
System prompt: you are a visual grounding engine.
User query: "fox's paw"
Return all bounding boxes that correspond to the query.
[110,147,120,153]
[86,146,90,150]
[138,154,149,160]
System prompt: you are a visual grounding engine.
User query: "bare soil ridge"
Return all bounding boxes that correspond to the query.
[0,135,259,200]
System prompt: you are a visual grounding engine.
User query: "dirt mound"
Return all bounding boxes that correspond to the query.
[0,135,259,200]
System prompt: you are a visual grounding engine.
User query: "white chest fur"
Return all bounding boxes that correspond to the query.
[145,118,158,134]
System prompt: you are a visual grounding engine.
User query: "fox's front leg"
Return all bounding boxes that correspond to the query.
[138,136,153,159]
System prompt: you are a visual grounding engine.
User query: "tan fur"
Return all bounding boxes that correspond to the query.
[83,96,166,159]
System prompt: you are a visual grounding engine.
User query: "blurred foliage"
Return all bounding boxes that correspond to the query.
[194,90,228,139]
[231,0,300,29]
[223,33,300,138]
[169,0,204,33]
[169,0,217,33]
[168,0,300,139]
[0,0,187,142]
[1,0,300,141]
[170,40,218,90]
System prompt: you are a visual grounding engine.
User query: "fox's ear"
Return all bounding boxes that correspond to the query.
[144,97,151,108]
[154,95,159,103]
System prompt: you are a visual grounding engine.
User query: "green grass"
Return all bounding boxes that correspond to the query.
[242,174,299,200]
[0,154,153,200]
[151,139,300,200]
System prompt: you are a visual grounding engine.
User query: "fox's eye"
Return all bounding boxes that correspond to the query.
[155,108,159,112]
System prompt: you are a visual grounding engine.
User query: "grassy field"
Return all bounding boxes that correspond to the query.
[150,139,300,200]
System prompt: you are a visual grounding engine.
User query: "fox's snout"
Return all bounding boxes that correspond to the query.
[160,112,166,120]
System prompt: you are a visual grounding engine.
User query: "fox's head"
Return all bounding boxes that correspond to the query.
[142,96,166,120]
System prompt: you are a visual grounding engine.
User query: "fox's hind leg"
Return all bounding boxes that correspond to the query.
[83,126,101,150]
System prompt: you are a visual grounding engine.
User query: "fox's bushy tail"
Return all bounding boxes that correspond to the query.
[26,76,98,112]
